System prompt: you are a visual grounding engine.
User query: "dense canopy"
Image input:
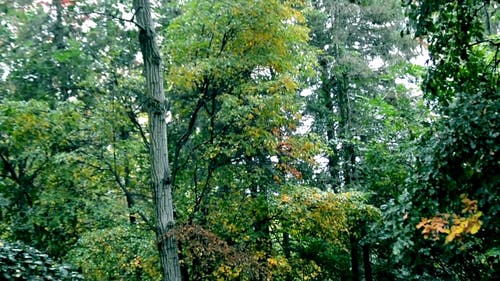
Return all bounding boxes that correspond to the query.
[0,0,498,280]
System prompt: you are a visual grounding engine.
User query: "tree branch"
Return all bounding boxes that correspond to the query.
[77,10,143,29]
[0,152,18,182]
[127,109,151,151]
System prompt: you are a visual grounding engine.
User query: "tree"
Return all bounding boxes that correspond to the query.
[304,0,422,279]
[276,186,380,281]
[400,0,500,279]
[0,0,92,104]
[306,0,416,192]
[0,100,87,257]
[1,0,159,274]
[132,0,182,280]
[164,0,317,278]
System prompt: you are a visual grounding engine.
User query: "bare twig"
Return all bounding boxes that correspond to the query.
[77,10,143,29]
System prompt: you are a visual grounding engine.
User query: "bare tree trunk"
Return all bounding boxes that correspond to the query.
[132,1,182,280]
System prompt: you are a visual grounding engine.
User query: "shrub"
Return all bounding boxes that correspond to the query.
[0,239,83,280]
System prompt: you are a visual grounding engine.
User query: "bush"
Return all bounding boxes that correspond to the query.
[0,239,83,280]
[65,225,160,281]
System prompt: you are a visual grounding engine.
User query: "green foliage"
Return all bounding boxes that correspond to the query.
[0,239,83,281]
[371,189,416,280]
[1,0,497,280]
[407,87,500,280]
[305,2,425,279]
[65,225,160,281]
[0,100,87,257]
[400,0,500,280]
[163,1,325,279]
[1,0,154,264]
[305,0,420,193]
[405,0,499,105]
[277,186,380,280]
[164,0,316,225]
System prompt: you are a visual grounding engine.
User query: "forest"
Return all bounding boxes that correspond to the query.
[0,0,498,280]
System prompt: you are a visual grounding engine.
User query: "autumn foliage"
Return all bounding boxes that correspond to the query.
[417,194,482,244]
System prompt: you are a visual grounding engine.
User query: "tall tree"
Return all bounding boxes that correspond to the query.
[305,0,420,280]
[0,0,154,261]
[164,0,317,278]
[399,0,500,280]
[132,0,182,280]
[0,100,87,257]
[306,0,416,191]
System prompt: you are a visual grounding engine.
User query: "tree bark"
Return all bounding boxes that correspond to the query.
[337,73,355,187]
[350,234,360,281]
[283,231,294,281]
[53,0,71,100]
[362,242,373,281]
[132,1,182,280]
[53,0,64,49]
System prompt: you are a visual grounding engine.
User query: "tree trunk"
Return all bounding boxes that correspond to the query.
[360,224,373,281]
[283,231,294,281]
[53,0,71,100]
[483,4,492,36]
[363,242,373,281]
[350,234,360,281]
[132,1,182,280]
[323,78,341,192]
[53,0,64,49]
[337,73,355,187]
[319,57,341,192]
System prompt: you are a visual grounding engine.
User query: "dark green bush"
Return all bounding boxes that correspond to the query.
[0,239,83,281]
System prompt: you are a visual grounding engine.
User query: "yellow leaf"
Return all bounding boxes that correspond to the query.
[280,194,291,203]
[445,232,456,244]
[268,257,278,267]
[470,222,481,234]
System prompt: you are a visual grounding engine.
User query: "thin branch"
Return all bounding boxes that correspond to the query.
[137,210,155,231]
[77,10,143,29]
[0,152,18,182]
[468,38,500,48]
[26,159,50,183]
[171,96,206,186]
[127,110,150,151]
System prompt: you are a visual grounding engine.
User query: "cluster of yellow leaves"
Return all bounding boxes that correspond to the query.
[267,256,289,268]
[297,261,322,281]
[445,212,482,243]
[416,194,483,244]
[213,264,241,281]
[278,188,378,244]
[267,253,321,281]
